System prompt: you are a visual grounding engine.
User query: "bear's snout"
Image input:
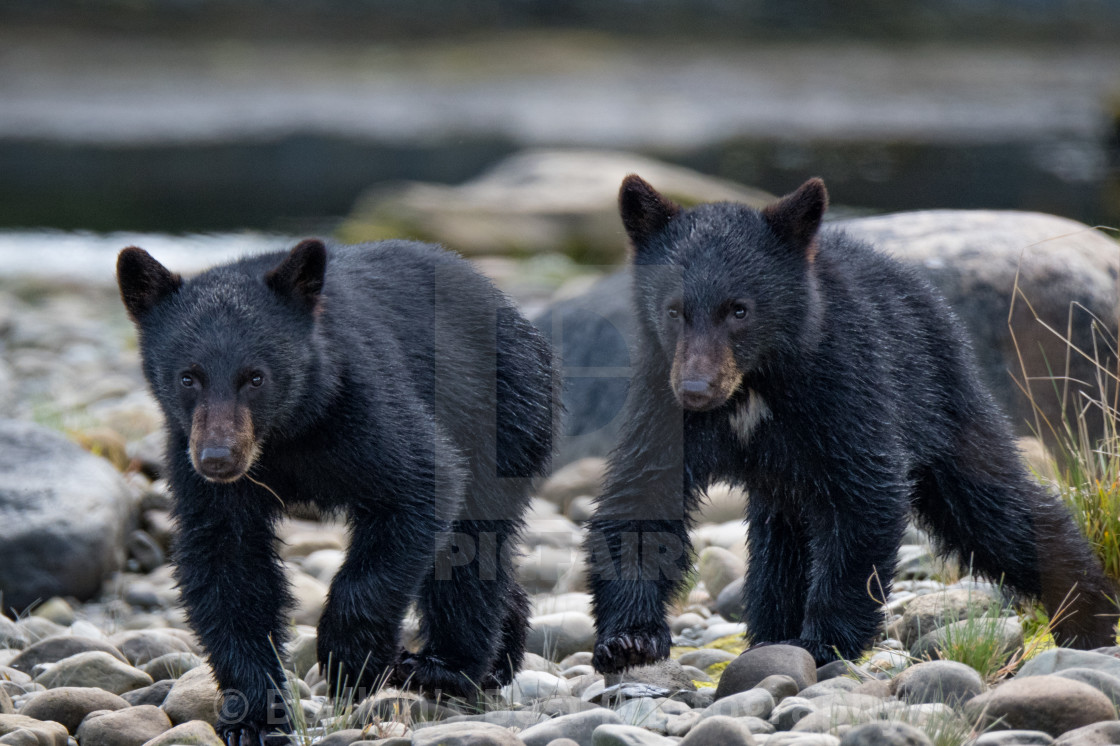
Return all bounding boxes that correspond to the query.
[189,402,258,482]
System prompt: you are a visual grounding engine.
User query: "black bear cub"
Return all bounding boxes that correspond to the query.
[118,239,554,744]
[586,175,1118,672]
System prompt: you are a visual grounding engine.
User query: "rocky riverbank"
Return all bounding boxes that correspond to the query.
[3,234,1120,746]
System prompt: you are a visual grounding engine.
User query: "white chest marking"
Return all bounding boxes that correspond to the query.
[729,389,772,446]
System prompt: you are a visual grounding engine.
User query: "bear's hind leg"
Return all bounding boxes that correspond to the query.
[914,455,1118,649]
[401,518,524,697]
[481,580,531,689]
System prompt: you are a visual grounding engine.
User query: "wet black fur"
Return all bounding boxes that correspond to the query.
[119,240,554,743]
[586,177,1117,672]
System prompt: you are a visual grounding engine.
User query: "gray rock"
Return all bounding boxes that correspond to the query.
[897,589,999,648]
[696,482,748,525]
[839,722,933,746]
[664,710,702,737]
[740,716,775,735]
[566,495,597,524]
[34,651,153,694]
[963,674,1116,737]
[520,708,623,746]
[288,570,328,626]
[591,724,676,745]
[76,705,173,746]
[1053,720,1120,745]
[537,458,607,510]
[769,696,817,731]
[612,697,689,734]
[110,630,192,667]
[31,599,75,627]
[591,683,670,704]
[0,618,28,651]
[1018,648,1120,679]
[519,545,583,594]
[841,210,1120,448]
[8,635,127,674]
[698,547,746,600]
[160,665,221,726]
[526,612,597,661]
[140,720,224,746]
[431,710,551,731]
[126,530,165,572]
[122,679,176,707]
[0,420,135,611]
[798,679,861,698]
[285,631,318,679]
[18,686,130,732]
[0,715,68,746]
[889,660,985,706]
[702,688,775,720]
[974,731,1054,745]
[301,548,345,584]
[316,729,369,746]
[910,616,1022,661]
[715,577,746,622]
[894,545,938,581]
[670,614,705,636]
[699,623,749,646]
[753,674,800,704]
[14,618,66,645]
[343,150,772,262]
[504,669,573,702]
[352,689,458,726]
[535,696,602,717]
[765,734,842,746]
[1053,667,1120,707]
[790,709,880,735]
[523,651,563,674]
[604,660,696,693]
[714,646,817,700]
[141,652,203,682]
[0,729,39,746]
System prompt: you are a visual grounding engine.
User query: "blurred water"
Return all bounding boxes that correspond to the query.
[0,231,290,285]
[1,28,1118,232]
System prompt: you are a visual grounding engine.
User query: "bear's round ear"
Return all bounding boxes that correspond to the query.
[619,174,681,253]
[762,178,829,255]
[266,239,327,310]
[117,247,182,321]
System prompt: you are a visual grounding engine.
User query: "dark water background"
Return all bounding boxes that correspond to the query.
[1,3,1118,235]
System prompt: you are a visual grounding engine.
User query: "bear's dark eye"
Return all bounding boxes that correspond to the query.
[667,307,680,320]
[181,374,194,388]
[732,304,748,320]
[250,373,264,388]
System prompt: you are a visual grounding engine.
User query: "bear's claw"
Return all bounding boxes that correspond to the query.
[591,627,671,674]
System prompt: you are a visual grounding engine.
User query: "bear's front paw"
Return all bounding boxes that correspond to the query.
[392,652,481,698]
[217,720,290,746]
[591,627,671,674]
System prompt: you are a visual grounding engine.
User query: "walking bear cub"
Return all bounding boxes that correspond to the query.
[586,175,1118,672]
[117,239,554,744]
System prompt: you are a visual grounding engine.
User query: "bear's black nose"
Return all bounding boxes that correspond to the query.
[678,379,714,410]
[199,446,234,471]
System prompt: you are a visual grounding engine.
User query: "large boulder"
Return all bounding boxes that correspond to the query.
[840,209,1119,449]
[339,149,773,262]
[0,420,135,614]
[537,211,1119,466]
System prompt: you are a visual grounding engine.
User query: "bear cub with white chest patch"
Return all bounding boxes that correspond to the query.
[586,175,1117,671]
